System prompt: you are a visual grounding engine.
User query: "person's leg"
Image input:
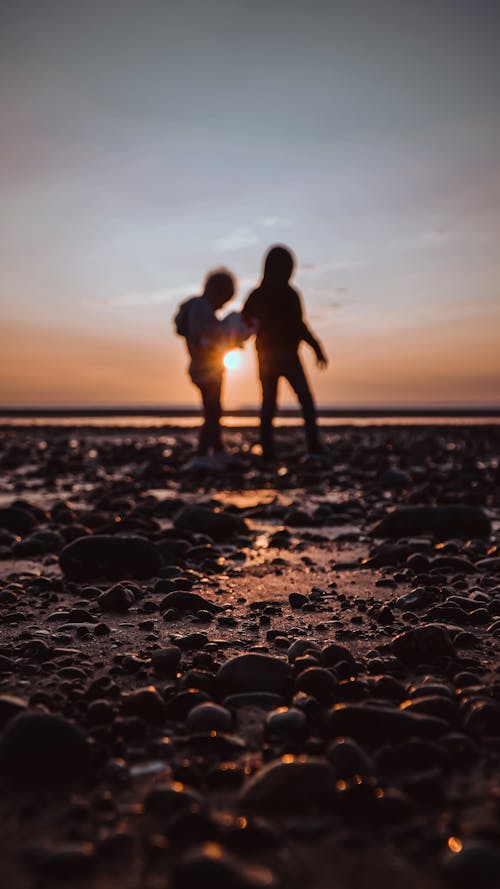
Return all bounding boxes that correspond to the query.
[284,355,321,453]
[205,376,224,453]
[197,377,223,455]
[259,362,279,459]
[195,382,211,455]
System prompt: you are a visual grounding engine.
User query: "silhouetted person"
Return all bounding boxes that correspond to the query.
[243,245,327,460]
[174,269,236,468]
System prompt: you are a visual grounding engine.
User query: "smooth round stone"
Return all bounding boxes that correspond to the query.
[266,707,307,736]
[174,505,248,541]
[145,782,202,817]
[151,646,182,675]
[443,841,500,886]
[320,643,355,667]
[217,654,291,694]
[241,756,336,810]
[0,694,28,729]
[59,534,162,580]
[327,737,376,778]
[187,703,232,732]
[223,693,285,711]
[121,686,166,724]
[173,842,276,889]
[327,704,449,745]
[295,667,336,700]
[391,624,456,665]
[0,711,90,779]
[160,591,222,614]
[287,639,321,661]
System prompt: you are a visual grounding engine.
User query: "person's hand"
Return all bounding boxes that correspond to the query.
[315,347,328,369]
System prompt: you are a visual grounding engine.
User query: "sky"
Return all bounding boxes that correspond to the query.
[0,0,499,408]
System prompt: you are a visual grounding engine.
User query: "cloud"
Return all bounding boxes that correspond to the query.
[257,216,293,228]
[214,227,259,251]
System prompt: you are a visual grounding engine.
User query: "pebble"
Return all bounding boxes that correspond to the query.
[217,654,291,694]
[0,711,90,779]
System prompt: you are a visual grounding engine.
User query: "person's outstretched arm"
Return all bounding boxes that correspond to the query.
[293,291,328,368]
[301,321,328,368]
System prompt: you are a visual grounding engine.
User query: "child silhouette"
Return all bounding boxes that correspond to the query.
[243,245,327,460]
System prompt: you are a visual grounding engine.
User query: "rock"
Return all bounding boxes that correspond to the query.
[187,703,232,732]
[151,646,182,675]
[320,643,355,667]
[217,654,291,694]
[295,667,337,700]
[160,591,222,614]
[266,707,307,736]
[391,625,456,665]
[241,756,336,810]
[326,737,376,778]
[98,584,136,613]
[0,711,90,779]
[287,639,321,661]
[327,704,449,745]
[443,840,500,887]
[0,506,38,535]
[173,842,276,889]
[289,592,308,609]
[370,505,491,540]
[0,694,28,729]
[121,686,166,724]
[60,534,162,580]
[380,468,412,489]
[174,505,248,541]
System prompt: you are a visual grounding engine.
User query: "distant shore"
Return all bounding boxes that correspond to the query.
[1,406,499,418]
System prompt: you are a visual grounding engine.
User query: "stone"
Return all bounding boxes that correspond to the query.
[326,737,376,778]
[60,534,162,580]
[391,625,456,665]
[241,756,336,810]
[370,505,491,540]
[0,711,90,779]
[121,686,166,724]
[151,646,182,675]
[186,703,232,732]
[174,505,248,541]
[98,584,136,612]
[0,505,38,535]
[173,842,276,889]
[217,654,291,694]
[327,704,449,745]
[160,591,222,614]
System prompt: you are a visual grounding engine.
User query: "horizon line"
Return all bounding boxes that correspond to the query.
[1,405,500,418]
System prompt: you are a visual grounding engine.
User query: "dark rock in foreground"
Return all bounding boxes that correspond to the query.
[241,756,336,810]
[59,534,162,580]
[0,711,90,779]
[370,505,491,539]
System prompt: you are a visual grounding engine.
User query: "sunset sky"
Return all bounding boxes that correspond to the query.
[1,0,499,408]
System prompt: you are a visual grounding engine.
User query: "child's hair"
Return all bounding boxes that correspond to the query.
[262,245,295,284]
[203,267,236,299]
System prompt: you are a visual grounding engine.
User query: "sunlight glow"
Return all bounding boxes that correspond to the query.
[223,349,243,371]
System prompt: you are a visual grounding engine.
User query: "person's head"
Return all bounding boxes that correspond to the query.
[203,268,236,309]
[262,244,295,284]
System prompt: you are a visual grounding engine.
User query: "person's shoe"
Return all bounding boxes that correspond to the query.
[212,452,245,471]
[182,455,217,472]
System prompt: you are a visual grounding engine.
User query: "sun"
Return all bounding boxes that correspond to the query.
[223,349,243,370]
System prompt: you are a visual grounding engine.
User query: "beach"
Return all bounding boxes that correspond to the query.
[0,421,499,889]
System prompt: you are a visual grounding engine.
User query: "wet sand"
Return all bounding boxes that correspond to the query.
[0,423,499,888]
